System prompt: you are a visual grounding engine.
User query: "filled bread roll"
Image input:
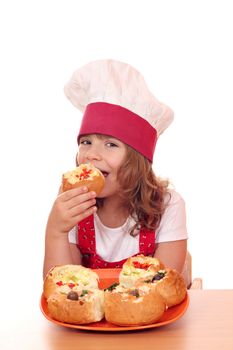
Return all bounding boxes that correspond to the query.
[47,288,105,324]
[104,284,166,326]
[119,254,164,288]
[43,264,99,299]
[150,268,187,307]
[62,163,105,195]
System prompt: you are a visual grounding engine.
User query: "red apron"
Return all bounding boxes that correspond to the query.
[77,215,156,268]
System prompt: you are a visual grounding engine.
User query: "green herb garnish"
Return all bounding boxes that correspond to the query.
[80,289,88,297]
[104,282,119,291]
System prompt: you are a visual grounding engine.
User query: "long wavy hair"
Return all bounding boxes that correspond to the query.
[115,144,171,235]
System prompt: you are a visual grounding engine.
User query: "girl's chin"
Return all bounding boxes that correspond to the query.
[97,190,110,198]
[97,191,121,200]
[96,180,121,199]
[96,188,107,198]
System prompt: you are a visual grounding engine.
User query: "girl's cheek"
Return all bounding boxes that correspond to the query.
[77,152,83,164]
[75,154,79,166]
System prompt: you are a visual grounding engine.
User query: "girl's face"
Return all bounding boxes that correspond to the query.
[77,134,127,198]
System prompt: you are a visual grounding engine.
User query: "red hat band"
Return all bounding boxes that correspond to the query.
[78,102,157,162]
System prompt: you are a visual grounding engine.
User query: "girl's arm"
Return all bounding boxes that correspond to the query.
[43,186,97,279]
[154,239,187,273]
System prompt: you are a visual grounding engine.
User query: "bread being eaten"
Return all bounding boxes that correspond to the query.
[62,163,105,195]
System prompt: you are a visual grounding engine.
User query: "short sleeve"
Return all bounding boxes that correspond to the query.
[68,226,77,244]
[156,190,188,243]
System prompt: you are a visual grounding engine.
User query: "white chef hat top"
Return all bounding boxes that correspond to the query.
[64,59,174,162]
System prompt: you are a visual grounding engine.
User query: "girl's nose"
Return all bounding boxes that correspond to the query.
[86,147,102,161]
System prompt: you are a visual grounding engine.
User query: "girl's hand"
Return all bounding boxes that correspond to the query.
[46,186,97,236]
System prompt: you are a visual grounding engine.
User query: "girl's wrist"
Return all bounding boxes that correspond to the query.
[45,227,69,239]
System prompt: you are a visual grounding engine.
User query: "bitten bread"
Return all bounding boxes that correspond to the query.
[104,284,166,326]
[62,163,105,195]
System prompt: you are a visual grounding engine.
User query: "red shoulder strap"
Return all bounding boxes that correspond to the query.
[139,228,156,256]
[77,215,96,255]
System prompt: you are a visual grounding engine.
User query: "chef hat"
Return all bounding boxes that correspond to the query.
[64,59,174,162]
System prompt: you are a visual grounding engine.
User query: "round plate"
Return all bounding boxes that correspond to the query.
[40,268,189,332]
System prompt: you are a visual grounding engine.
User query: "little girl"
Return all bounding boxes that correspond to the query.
[43,59,188,279]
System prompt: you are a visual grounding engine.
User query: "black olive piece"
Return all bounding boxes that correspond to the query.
[128,289,140,298]
[152,271,166,282]
[67,291,79,300]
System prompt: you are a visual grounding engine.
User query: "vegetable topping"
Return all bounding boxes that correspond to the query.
[67,291,79,300]
[128,289,140,298]
[77,167,92,180]
[151,271,166,282]
[133,261,152,270]
[105,283,119,291]
[56,281,78,288]
[80,290,89,297]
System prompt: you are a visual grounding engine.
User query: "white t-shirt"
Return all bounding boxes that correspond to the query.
[68,190,188,262]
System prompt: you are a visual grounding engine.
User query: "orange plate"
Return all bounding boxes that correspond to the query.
[40,268,189,332]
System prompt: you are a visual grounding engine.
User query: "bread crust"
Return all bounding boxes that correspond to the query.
[47,289,105,324]
[151,268,187,307]
[119,254,165,288]
[104,285,166,326]
[62,163,105,195]
[43,265,99,299]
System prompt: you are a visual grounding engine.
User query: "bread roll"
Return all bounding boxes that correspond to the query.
[104,284,166,326]
[47,289,105,324]
[62,163,105,195]
[43,264,99,299]
[150,268,187,307]
[119,254,164,288]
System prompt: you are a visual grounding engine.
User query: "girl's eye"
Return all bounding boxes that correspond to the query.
[80,139,91,145]
[106,142,118,147]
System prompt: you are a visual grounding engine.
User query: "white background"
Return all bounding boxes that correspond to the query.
[0,0,232,315]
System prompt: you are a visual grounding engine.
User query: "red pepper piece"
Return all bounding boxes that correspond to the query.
[79,168,92,180]
[133,261,151,270]
[56,281,64,286]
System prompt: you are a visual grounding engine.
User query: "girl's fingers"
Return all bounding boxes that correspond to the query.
[69,198,97,217]
[65,191,96,210]
[72,205,97,223]
[56,187,96,209]
[51,187,97,232]
[58,186,89,202]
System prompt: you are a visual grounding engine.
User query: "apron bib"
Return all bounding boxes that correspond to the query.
[77,215,156,268]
